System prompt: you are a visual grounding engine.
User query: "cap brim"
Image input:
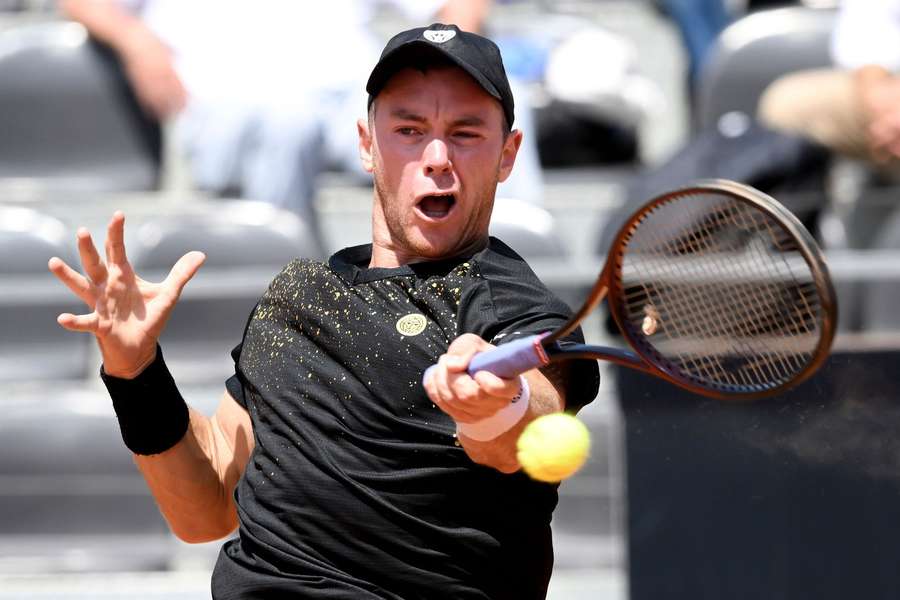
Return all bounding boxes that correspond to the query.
[366,40,503,103]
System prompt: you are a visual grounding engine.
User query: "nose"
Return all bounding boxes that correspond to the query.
[422,137,451,176]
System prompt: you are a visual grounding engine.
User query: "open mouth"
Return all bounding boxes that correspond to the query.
[416,194,457,220]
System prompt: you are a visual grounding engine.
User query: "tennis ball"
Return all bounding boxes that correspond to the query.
[517,413,590,483]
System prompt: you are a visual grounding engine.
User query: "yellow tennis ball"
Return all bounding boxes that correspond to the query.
[517,413,591,483]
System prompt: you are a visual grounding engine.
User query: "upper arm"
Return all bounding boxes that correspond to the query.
[132,391,253,542]
[209,390,254,493]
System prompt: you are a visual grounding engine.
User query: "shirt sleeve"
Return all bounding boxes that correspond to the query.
[224,297,267,410]
[460,242,601,410]
[225,342,246,408]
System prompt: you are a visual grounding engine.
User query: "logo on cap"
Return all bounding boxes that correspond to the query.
[423,30,456,44]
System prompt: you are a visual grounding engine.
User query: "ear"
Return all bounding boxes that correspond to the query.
[358,117,375,173]
[497,129,523,183]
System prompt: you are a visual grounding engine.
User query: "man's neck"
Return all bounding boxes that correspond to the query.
[368,242,416,269]
[368,237,489,269]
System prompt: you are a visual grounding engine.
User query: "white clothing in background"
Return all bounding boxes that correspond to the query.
[831,0,900,71]
[117,0,544,246]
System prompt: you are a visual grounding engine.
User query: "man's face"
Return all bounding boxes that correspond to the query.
[359,65,522,264]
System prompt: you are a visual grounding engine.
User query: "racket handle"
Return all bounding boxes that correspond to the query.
[468,334,550,378]
[422,335,550,386]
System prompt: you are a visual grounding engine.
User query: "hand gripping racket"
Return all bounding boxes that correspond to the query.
[429,179,837,400]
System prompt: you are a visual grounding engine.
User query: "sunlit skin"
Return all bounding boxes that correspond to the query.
[357,65,523,268]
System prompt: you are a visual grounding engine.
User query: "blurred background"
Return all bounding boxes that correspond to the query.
[3,0,900,598]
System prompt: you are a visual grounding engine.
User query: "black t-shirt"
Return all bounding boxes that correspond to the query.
[214,238,600,600]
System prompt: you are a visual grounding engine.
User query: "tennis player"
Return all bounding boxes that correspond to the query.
[49,23,599,599]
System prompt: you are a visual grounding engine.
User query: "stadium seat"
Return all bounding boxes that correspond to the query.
[489,197,588,312]
[0,206,89,381]
[861,209,900,332]
[0,21,161,196]
[129,201,322,383]
[131,200,323,269]
[490,197,567,260]
[698,7,898,257]
[696,6,836,132]
[694,5,885,333]
[0,205,216,574]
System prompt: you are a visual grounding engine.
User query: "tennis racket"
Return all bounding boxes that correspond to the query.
[431,179,837,401]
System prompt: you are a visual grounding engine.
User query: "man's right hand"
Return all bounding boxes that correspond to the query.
[48,212,205,379]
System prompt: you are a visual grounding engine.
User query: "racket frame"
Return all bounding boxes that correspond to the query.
[543,179,838,400]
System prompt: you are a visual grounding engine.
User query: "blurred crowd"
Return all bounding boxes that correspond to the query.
[0,0,899,328]
[4,0,900,584]
[2,0,898,255]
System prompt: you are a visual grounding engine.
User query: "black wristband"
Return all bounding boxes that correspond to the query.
[100,345,190,456]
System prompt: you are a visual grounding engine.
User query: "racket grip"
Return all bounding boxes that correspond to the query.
[467,334,550,378]
[422,335,549,386]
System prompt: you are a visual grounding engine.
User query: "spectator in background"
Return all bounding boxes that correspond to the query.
[759,0,900,176]
[61,0,545,254]
[655,0,733,92]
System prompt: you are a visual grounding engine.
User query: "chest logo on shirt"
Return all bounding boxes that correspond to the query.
[424,30,456,44]
[396,313,427,336]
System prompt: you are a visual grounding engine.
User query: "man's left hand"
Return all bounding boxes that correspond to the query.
[424,334,522,424]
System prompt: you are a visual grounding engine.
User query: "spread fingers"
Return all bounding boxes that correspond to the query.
[104,211,128,266]
[76,228,108,284]
[56,312,99,333]
[48,257,95,307]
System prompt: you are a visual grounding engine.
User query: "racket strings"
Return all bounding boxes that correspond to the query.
[677,203,818,380]
[640,206,790,364]
[674,200,818,382]
[642,280,798,386]
[733,208,821,342]
[618,193,825,392]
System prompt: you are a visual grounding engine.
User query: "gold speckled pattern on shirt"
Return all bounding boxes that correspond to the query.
[215,240,598,600]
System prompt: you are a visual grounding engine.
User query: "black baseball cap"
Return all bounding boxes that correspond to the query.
[366,23,515,128]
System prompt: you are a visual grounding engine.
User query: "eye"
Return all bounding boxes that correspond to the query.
[396,127,421,136]
[453,130,481,140]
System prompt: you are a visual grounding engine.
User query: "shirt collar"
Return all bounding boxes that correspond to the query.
[328,241,497,285]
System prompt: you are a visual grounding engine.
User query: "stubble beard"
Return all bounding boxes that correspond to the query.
[372,165,499,262]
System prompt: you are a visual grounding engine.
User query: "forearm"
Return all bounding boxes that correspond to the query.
[134,407,240,543]
[60,0,150,56]
[457,366,565,473]
[855,65,893,115]
[103,349,249,544]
